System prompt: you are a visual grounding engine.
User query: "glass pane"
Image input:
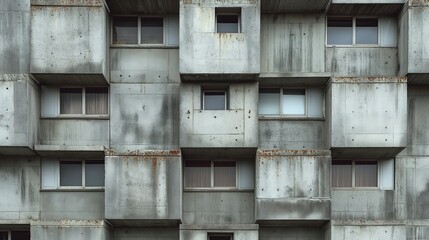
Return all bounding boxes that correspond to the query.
[327,17,353,45]
[259,88,280,115]
[204,91,226,110]
[217,15,239,33]
[282,89,305,115]
[209,235,233,240]
[356,18,378,44]
[185,161,211,188]
[141,17,164,44]
[86,87,108,115]
[332,160,352,188]
[112,16,138,44]
[60,161,82,186]
[85,160,105,187]
[0,232,7,240]
[60,88,82,114]
[214,161,236,187]
[355,161,378,187]
[11,231,30,240]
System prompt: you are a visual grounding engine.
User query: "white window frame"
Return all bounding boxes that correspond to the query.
[111,15,165,46]
[326,16,380,47]
[202,90,228,110]
[259,87,318,118]
[59,86,109,117]
[184,160,238,190]
[58,160,105,190]
[215,13,241,33]
[332,159,379,189]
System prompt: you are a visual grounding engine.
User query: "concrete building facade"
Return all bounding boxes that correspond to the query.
[0,0,428,239]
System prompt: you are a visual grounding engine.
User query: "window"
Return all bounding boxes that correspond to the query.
[112,16,164,45]
[216,8,240,33]
[327,17,378,45]
[0,231,30,240]
[208,233,234,240]
[332,160,378,188]
[258,87,324,117]
[185,160,236,189]
[60,160,104,188]
[203,91,227,110]
[59,87,108,115]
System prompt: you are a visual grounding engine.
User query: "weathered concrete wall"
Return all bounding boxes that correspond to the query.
[255,150,331,221]
[113,227,179,240]
[407,223,429,240]
[259,120,325,150]
[180,83,258,148]
[261,0,330,12]
[38,119,109,147]
[326,48,398,77]
[407,6,429,74]
[179,0,260,76]
[180,225,258,240]
[0,157,40,222]
[183,192,254,225]
[110,49,180,84]
[327,77,407,158]
[0,0,30,74]
[105,152,181,223]
[0,75,39,155]
[30,2,108,82]
[40,192,104,220]
[261,14,325,74]
[398,6,409,77]
[31,220,110,240]
[331,190,394,220]
[259,226,323,240]
[110,83,179,152]
[329,223,405,240]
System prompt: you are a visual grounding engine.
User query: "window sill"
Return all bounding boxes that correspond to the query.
[331,187,382,191]
[40,188,105,192]
[184,188,254,193]
[40,116,109,120]
[326,45,394,48]
[259,116,325,121]
[110,45,179,49]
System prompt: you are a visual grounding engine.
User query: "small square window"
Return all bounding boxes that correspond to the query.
[208,233,234,240]
[59,87,108,116]
[203,91,227,110]
[112,16,138,44]
[185,160,237,189]
[282,89,306,115]
[214,161,236,187]
[184,161,211,188]
[85,87,109,115]
[85,160,105,187]
[141,17,164,44]
[60,88,83,114]
[259,88,280,115]
[356,18,378,44]
[11,231,30,240]
[60,161,83,187]
[327,17,353,45]
[59,160,105,188]
[217,15,239,33]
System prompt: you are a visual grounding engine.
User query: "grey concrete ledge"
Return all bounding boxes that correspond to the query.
[0,74,30,81]
[330,220,406,226]
[110,45,179,49]
[105,148,181,157]
[330,76,407,83]
[31,220,107,227]
[259,117,325,121]
[180,224,259,230]
[30,0,104,7]
[257,149,331,157]
[259,72,331,79]
[35,145,105,152]
[40,188,104,192]
[184,189,254,193]
[40,116,109,120]
[408,0,429,6]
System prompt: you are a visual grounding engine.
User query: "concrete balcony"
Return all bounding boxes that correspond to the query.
[0,75,38,156]
[261,0,331,13]
[104,0,179,14]
[31,220,110,240]
[179,0,260,81]
[105,150,182,226]
[327,77,407,158]
[179,83,258,148]
[255,150,331,224]
[399,3,429,83]
[328,0,405,15]
[30,0,109,85]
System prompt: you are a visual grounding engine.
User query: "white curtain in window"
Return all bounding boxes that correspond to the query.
[355,161,378,187]
[332,161,352,187]
[60,88,82,114]
[86,87,108,115]
[214,161,236,187]
[185,161,211,188]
